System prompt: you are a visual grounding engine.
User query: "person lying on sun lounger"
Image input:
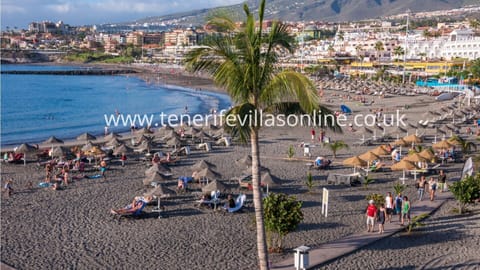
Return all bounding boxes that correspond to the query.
[110,195,153,215]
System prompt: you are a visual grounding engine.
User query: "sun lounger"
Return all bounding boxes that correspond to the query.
[195,190,220,209]
[227,194,246,213]
[111,200,147,218]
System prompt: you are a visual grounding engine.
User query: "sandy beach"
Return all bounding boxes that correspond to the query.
[1,68,479,269]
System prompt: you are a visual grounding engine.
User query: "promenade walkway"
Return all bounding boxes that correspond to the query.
[272,190,453,269]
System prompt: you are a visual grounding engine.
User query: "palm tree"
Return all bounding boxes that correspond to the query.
[327,44,335,57]
[449,135,477,155]
[185,1,339,268]
[324,140,349,158]
[393,46,404,61]
[374,41,384,61]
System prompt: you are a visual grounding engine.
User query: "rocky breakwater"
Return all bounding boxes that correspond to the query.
[1,69,139,75]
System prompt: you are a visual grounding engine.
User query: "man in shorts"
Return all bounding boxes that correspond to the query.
[365,200,377,233]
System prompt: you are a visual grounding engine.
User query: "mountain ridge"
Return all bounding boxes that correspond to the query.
[135,0,476,25]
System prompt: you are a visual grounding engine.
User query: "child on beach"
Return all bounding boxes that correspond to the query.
[4,179,14,197]
[100,159,107,180]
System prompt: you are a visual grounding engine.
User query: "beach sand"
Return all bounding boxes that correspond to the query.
[1,69,479,269]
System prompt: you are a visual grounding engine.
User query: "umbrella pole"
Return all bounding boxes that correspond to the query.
[24,153,27,166]
[157,197,162,219]
[402,170,406,185]
[266,184,269,196]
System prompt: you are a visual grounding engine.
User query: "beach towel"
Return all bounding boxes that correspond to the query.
[179,176,193,183]
[86,174,102,179]
[38,182,53,188]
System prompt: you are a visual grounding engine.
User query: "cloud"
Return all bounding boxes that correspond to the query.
[1,0,245,28]
[47,3,72,13]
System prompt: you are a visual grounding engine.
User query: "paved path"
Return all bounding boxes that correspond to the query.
[272,190,453,269]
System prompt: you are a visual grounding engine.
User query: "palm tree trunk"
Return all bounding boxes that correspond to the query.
[251,127,269,270]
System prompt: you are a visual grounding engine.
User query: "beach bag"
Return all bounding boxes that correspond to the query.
[415,182,420,189]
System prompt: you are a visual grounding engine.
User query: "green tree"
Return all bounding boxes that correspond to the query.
[393,46,404,60]
[306,172,314,193]
[449,135,477,155]
[185,1,340,268]
[449,174,480,214]
[469,58,480,79]
[263,193,303,252]
[328,44,335,57]
[393,182,406,195]
[324,140,349,158]
[374,41,384,60]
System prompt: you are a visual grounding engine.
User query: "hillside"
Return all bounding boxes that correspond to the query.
[135,0,476,25]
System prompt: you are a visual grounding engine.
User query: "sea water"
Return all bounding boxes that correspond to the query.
[0,65,231,146]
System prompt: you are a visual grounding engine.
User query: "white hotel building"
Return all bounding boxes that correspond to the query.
[405,29,480,60]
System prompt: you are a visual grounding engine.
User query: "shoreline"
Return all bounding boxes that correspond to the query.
[0,62,229,151]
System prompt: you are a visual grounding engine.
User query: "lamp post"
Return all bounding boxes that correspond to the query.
[402,9,410,84]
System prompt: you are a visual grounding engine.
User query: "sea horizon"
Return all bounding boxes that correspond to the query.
[0,64,231,148]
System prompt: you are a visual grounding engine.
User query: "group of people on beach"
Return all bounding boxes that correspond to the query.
[416,170,447,202]
[366,170,447,234]
[366,192,411,234]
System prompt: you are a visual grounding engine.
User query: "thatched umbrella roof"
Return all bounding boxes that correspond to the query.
[261,172,280,186]
[403,134,422,144]
[194,167,221,181]
[236,155,252,167]
[371,145,390,156]
[418,149,435,160]
[391,160,418,171]
[432,140,453,150]
[191,160,217,171]
[202,180,227,193]
[144,184,174,198]
[81,142,97,152]
[43,136,64,145]
[76,132,96,141]
[106,137,123,147]
[145,164,171,176]
[143,173,168,186]
[404,153,427,163]
[104,132,122,141]
[51,146,71,158]
[342,156,367,167]
[135,127,153,135]
[113,144,133,155]
[393,138,408,146]
[15,143,37,154]
[359,151,380,162]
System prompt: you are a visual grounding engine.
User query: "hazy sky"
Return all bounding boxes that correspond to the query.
[1,0,244,29]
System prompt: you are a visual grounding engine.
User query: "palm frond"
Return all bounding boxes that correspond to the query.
[261,70,318,112]
[223,103,257,143]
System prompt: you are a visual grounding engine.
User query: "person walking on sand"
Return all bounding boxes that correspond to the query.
[394,193,403,222]
[385,192,394,223]
[100,159,107,180]
[4,179,14,197]
[120,153,127,167]
[428,177,437,201]
[378,203,387,234]
[401,196,410,226]
[62,166,69,186]
[365,200,377,233]
[310,128,316,142]
[438,170,447,192]
[417,176,427,201]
